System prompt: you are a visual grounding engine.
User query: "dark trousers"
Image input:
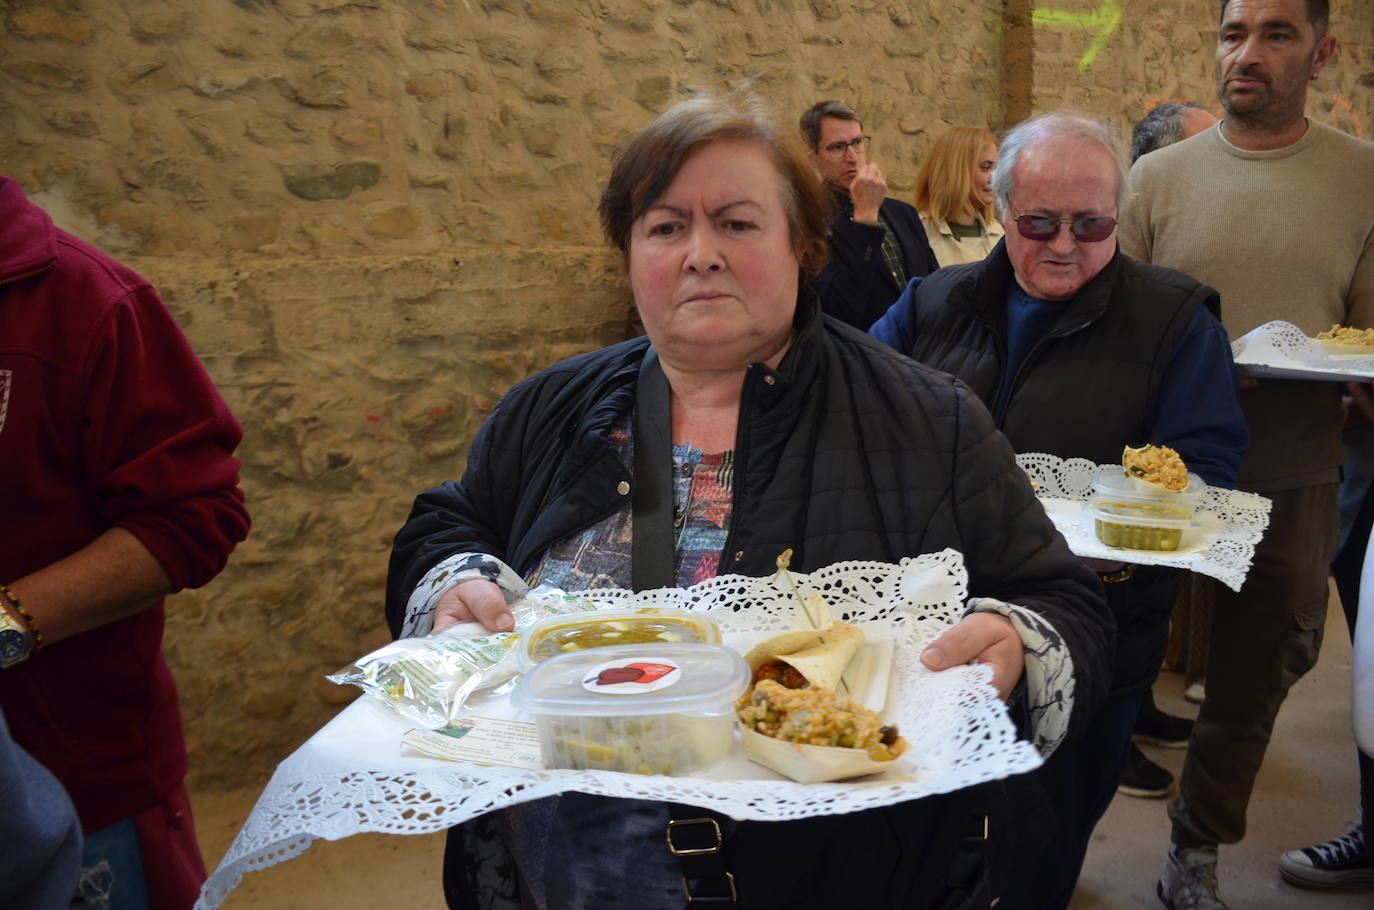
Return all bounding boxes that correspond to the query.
[1170,484,1338,847]
[996,694,1142,910]
[998,564,1182,910]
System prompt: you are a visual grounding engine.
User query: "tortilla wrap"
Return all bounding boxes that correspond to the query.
[742,592,864,691]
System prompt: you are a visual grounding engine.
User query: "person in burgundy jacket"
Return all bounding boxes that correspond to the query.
[0,175,250,909]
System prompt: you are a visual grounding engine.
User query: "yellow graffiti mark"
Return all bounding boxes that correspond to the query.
[1032,0,1123,72]
[1332,94,1365,139]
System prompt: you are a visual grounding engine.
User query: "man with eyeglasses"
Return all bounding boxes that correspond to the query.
[799,100,938,331]
[1120,1,1374,905]
[871,112,1249,910]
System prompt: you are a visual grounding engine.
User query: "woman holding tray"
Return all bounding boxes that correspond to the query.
[385,89,1112,910]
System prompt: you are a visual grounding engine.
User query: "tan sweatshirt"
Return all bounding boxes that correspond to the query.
[1120,120,1374,492]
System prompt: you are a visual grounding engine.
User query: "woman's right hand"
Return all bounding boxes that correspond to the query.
[434,578,514,634]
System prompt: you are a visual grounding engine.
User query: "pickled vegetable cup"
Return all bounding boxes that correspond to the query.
[511,642,748,776]
[518,608,722,670]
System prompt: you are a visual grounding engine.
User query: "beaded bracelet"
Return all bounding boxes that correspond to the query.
[0,582,43,651]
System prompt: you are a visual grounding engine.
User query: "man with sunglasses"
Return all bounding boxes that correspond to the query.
[799,100,938,330]
[1121,1,1374,906]
[871,112,1249,910]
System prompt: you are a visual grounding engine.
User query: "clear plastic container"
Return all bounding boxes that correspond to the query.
[1087,466,1205,552]
[511,642,748,775]
[518,608,721,669]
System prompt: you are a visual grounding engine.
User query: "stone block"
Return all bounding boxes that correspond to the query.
[41,107,99,137]
[226,212,282,251]
[331,116,384,146]
[3,58,87,91]
[284,161,383,200]
[131,10,189,40]
[521,120,562,157]
[405,72,449,100]
[273,68,352,108]
[477,34,527,66]
[94,201,191,256]
[8,9,96,44]
[363,202,420,239]
[106,60,178,102]
[285,25,361,59]
[634,74,672,111]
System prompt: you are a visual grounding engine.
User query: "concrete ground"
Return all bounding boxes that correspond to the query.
[194,592,1374,909]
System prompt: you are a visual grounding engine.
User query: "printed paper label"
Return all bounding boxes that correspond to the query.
[402,716,544,770]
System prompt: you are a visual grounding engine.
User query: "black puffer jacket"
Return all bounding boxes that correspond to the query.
[386,298,1112,908]
[388,298,1110,736]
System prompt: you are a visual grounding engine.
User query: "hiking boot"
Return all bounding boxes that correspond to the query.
[1119,743,1174,798]
[1157,845,1228,910]
[1278,821,1374,888]
[1134,703,1195,749]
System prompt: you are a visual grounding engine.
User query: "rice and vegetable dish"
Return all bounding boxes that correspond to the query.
[1122,444,1189,492]
[737,679,906,761]
[1316,324,1374,345]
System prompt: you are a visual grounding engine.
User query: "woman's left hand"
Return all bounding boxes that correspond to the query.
[920,612,1025,700]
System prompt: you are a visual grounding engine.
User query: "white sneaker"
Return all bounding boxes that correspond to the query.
[1157,845,1228,910]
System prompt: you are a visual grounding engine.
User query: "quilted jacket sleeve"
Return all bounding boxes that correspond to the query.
[384,394,517,637]
[947,382,1114,745]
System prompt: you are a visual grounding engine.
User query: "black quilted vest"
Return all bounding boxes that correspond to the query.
[908,241,1218,467]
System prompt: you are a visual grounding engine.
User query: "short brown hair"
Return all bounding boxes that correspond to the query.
[599,90,832,277]
[799,100,861,151]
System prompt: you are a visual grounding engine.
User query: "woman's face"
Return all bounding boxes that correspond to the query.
[628,139,799,371]
[971,142,998,209]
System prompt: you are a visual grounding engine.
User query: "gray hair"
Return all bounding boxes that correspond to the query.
[1131,101,1209,163]
[991,112,1128,213]
[799,100,861,151]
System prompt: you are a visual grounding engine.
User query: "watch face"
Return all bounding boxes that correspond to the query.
[0,627,26,664]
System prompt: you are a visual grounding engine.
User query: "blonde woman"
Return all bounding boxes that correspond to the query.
[913,127,1004,266]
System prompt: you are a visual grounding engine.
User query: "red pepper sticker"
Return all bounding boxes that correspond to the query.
[582,657,682,694]
[623,662,677,683]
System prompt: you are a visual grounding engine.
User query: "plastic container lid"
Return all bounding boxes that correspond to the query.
[511,642,748,718]
[1085,499,1192,530]
[1090,465,1206,509]
[518,608,722,670]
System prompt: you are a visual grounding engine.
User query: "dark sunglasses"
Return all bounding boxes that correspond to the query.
[1005,202,1118,243]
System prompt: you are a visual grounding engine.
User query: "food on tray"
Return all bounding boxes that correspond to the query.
[1314,324,1374,349]
[511,642,748,775]
[1086,464,1205,553]
[738,679,906,760]
[521,609,721,667]
[1121,444,1189,492]
[741,592,863,692]
[1091,500,1191,551]
[737,678,908,784]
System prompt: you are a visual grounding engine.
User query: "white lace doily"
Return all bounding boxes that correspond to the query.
[1232,320,1374,380]
[1017,453,1271,592]
[197,552,1043,910]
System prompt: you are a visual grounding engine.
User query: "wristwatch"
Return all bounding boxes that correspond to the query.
[0,607,32,669]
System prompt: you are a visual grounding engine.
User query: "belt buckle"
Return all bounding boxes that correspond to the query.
[679,871,737,904]
[665,817,723,856]
[666,817,737,903]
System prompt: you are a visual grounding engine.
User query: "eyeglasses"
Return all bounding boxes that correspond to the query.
[1005,202,1118,243]
[821,135,871,160]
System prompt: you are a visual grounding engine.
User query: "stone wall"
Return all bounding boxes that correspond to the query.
[1,1,1371,790]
